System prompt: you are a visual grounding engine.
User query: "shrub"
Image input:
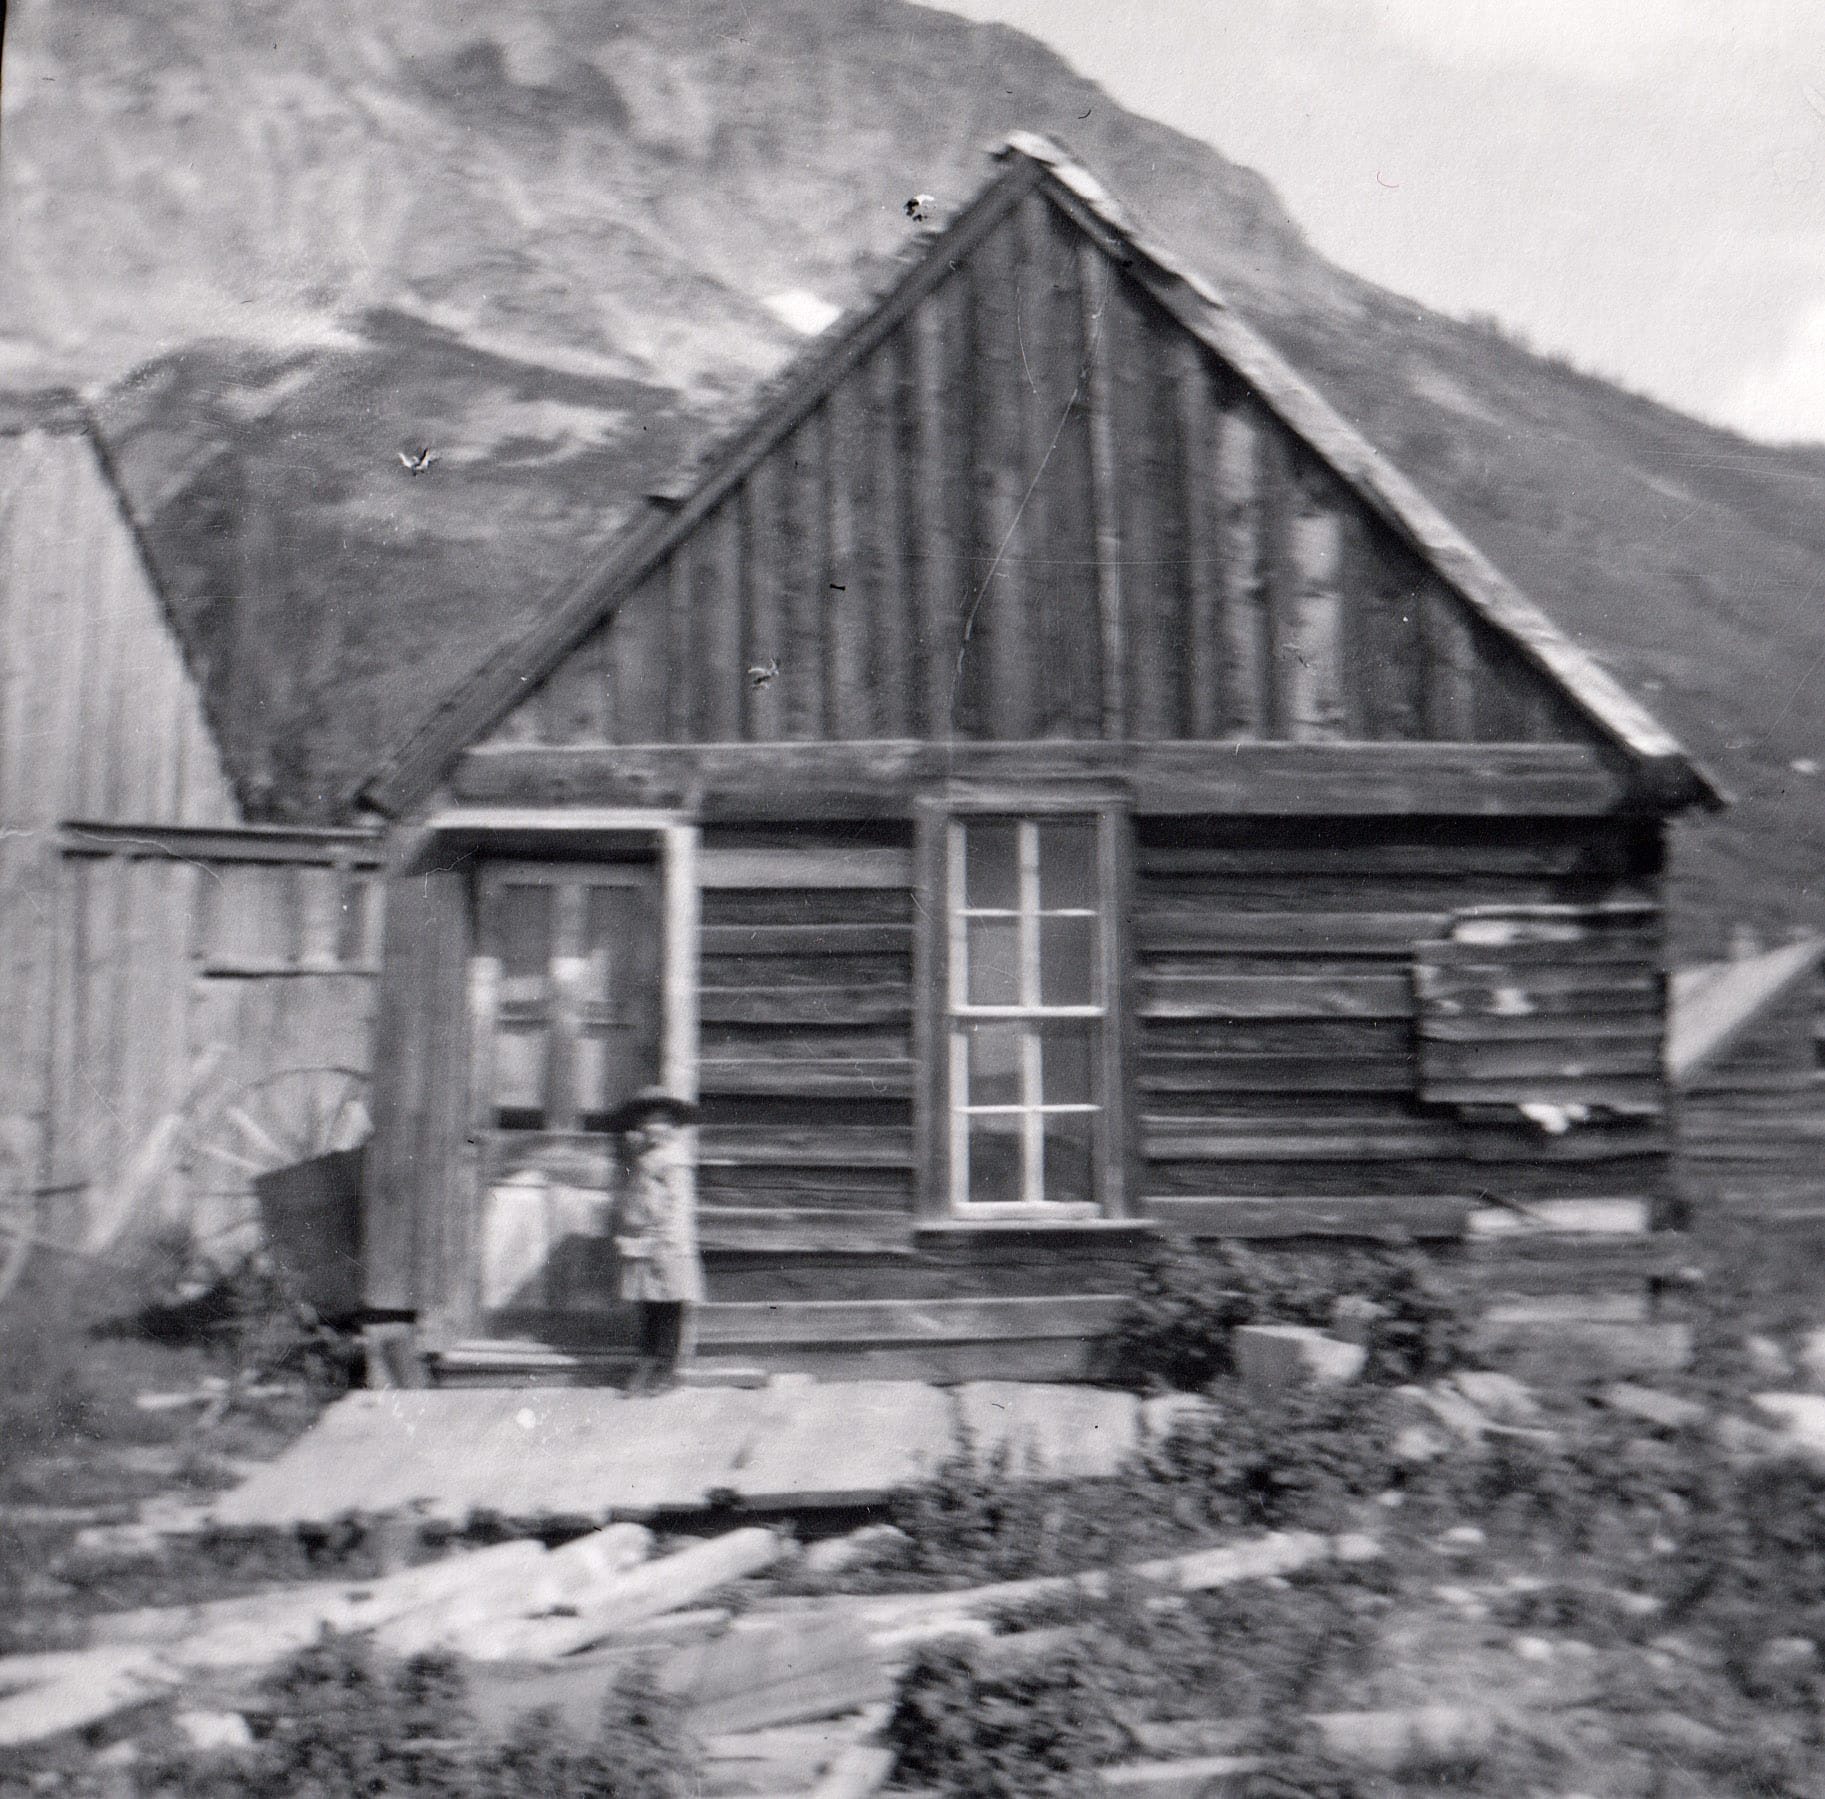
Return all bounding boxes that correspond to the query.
[1106,1240,1468,1392]
[128,1631,698,1799]
[1142,1384,1401,1532]
[886,1635,1132,1798]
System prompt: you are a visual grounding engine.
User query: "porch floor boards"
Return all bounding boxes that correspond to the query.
[207,1380,1149,1531]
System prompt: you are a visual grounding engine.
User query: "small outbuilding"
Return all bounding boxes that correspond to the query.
[355,135,1721,1382]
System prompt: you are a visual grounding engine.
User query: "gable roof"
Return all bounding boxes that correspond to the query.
[1667,935,1825,1088]
[359,132,1723,820]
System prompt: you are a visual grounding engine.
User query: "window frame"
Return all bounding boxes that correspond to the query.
[916,789,1132,1225]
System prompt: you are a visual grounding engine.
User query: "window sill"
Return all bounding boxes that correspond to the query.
[914,1215,1159,1237]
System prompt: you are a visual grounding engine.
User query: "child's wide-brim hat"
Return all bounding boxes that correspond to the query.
[605,1086,701,1132]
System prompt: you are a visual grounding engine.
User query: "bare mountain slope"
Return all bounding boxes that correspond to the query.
[4,0,1823,947]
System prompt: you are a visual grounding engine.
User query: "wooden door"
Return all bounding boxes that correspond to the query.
[468,860,660,1330]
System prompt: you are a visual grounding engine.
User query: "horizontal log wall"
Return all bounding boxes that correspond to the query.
[694,825,918,1226]
[1133,817,1673,1210]
[482,182,1597,758]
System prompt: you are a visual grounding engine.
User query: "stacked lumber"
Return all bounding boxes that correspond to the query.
[0,1520,1379,1778]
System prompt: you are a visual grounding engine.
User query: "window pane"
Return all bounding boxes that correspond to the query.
[964,820,1019,910]
[965,1021,1023,1106]
[580,886,638,1008]
[1039,1024,1094,1106]
[966,1114,1023,1205]
[966,918,1021,1006]
[1038,821,1096,911]
[1039,915,1097,1006]
[495,884,554,980]
[1041,1112,1095,1206]
[493,1027,546,1124]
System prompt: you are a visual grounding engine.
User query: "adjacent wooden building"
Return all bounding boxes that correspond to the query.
[356,136,1721,1382]
[1670,935,1825,1227]
[0,400,381,1267]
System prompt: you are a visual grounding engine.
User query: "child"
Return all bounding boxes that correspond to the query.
[608,1086,704,1393]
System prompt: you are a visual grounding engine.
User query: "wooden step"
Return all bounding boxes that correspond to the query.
[695,1295,1127,1383]
[698,1295,1126,1349]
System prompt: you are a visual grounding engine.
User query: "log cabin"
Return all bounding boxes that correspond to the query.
[355,135,1722,1385]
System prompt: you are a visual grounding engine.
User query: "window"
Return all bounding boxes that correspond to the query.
[472,862,660,1134]
[946,815,1114,1214]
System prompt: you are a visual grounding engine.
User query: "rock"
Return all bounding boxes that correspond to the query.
[1600,1383,1710,1432]
[1233,1325,1366,1393]
[801,1526,910,1578]
[1797,1328,1825,1391]
[1512,1635,1555,1662]
[1307,1706,1499,1774]
[1452,1370,1542,1425]
[1746,1334,1796,1383]
[1392,1422,1448,1463]
[1439,1525,1486,1551]
[1409,1383,1492,1445]
[1749,1392,1825,1459]
[1711,1413,1794,1463]
[94,1740,139,1767]
[1328,1295,1387,1346]
[174,1710,254,1753]
[1140,1392,1214,1442]
[1433,1584,1486,1617]
[1754,1636,1819,1675]
[1641,1710,1729,1753]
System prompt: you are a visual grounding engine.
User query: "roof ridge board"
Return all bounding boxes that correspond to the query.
[359,153,1047,817]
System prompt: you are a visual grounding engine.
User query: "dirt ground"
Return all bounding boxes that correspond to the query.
[4,1214,1825,1796]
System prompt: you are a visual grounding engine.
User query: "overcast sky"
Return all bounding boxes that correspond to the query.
[927,0,1825,444]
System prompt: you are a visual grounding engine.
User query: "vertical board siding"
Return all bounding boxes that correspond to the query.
[473,192,1612,762]
[0,430,239,1194]
[44,845,381,1258]
[969,214,1034,740]
[1027,204,1101,737]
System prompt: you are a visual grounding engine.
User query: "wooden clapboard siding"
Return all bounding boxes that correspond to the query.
[463,176,1624,776]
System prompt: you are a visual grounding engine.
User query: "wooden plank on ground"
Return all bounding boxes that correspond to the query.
[725,1380,956,1506]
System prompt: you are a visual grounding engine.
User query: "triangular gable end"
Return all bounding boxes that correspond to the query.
[362,134,1720,818]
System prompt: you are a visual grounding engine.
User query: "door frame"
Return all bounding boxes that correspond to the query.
[425,808,700,1108]
[416,808,700,1330]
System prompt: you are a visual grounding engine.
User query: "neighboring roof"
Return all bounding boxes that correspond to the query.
[359,132,1724,820]
[1667,936,1825,1087]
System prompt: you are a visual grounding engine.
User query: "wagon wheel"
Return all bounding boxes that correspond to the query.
[0,1135,38,1308]
[182,1066,372,1252]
